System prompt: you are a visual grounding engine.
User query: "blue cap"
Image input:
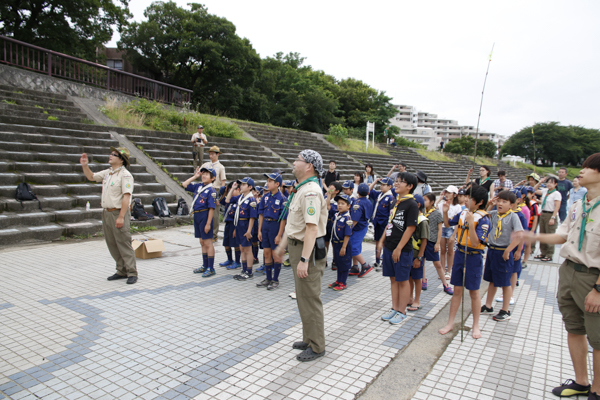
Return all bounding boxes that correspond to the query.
[239,177,255,188]
[263,172,283,185]
[522,186,535,194]
[380,177,394,186]
[511,188,522,196]
[283,180,294,187]
[414,194,425,207]
[334,193,352,204]
[255,186,264,194]
[357,183,369,196]
[342,180,354,189]
[200,167,216,178]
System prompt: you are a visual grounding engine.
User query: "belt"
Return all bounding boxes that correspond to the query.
[332,240,345,244]
[567,259,600,275]
[457,247,483,256]
[289,238,304,246]
[542,211,553,213]
[265,218,278,222]
[191,209,208,215]
[238,218,248,221]
[105,208,119,212]
[488,245,507,251]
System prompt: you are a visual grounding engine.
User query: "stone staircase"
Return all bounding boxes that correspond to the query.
[0,85,187,246]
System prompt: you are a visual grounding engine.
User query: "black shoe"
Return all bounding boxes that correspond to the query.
[256,279,271,288]
[348,265,360,276]
[126,276,137,284]
[493,309,511,321]
[551,379,591,397]
[107,274,127,281]
[480,305,494,314]
[292,341,309,350]
[267,281,279,290]
[589,391,600,400]
[296,347,326,362]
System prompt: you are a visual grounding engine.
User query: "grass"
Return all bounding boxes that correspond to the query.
[47,116,59,121]
[131,225,158,233]
[2,99,17,105]
[416,149,456,162]
[463,155,497,166]
[515,162,580,180]
[325,135,390,155]
[34,105,43,109]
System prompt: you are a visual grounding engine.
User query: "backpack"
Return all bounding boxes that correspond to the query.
[131,198,154,220]
[152,197,171,218]
[16,182,42,210]
[176,197,189,216]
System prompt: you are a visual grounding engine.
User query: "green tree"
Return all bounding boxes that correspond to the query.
[444,136,496,157]
[0,0,131,61]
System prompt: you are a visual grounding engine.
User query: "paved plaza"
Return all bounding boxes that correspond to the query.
[0,225,586,400]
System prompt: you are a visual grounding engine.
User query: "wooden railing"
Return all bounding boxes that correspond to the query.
[0,35,193,104]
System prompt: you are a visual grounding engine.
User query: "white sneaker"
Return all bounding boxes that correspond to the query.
[289,291,296,299]
[495,296,515,305]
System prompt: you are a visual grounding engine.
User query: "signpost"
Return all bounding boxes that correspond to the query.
[366,121,375,150]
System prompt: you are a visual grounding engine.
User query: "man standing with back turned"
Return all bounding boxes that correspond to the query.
[275,149,327,362]
[80,147,138,284]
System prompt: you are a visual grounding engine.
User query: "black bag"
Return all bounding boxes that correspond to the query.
[16,182,42,210]
[176,197,189,216]
[314,236,327,260]
[152,197,171,218]
[131,198,154,220]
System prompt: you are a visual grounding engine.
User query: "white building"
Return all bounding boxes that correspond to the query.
[399,127,440,151]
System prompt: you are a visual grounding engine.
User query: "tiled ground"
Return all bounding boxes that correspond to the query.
[411,259,595,400]
[0,225,456,400]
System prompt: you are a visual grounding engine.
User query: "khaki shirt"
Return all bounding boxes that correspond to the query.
[191,132,207,147]
[93,167,134,209]
[285,181,327,241]
[201,160,226,189]
[556,195,600,269]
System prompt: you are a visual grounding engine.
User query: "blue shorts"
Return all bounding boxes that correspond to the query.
[513,258,522,277]
[441,227,455,239]
[410,258,424,280]
[193,211,213,239]
[332,242,352,272]
[235,222,252,248]
[424,241,440,262]
[483,248,513,287]
[451,250,484,290]
[326,221,334,242]
[350,225,368,257]
[382,247,413,282]
[373,221,387,242]
[223,221,237,248]
[261,220,280,249]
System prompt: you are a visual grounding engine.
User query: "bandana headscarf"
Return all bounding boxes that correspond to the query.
[299,149,324,177]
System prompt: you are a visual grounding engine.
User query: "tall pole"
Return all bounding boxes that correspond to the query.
[532,127,537,173]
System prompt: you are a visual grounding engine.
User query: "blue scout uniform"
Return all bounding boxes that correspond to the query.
[484,210,524,288]
[258,190,287,249]
[223,197,239,248]
[369,189,394,241]
[447,209,491,290]
[233,193,258,247]
[326,198,338,242]
[349,196,373,256]
[185,182,216,239]
[513,208,528,277]
[332,211,353,282]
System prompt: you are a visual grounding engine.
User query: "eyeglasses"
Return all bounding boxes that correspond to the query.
[110,153,120,157]
[295,158,308,163]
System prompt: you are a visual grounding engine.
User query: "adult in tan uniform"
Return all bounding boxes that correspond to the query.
[191,125,208,170]
[80,147,138,284]
[525,153,600,399]
[275,149,327,362]
[201,146,226,240]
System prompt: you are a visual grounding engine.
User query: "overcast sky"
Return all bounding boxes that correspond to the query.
[108,0,600,138]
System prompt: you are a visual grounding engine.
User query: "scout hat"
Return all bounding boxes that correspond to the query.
[342,180,354,189]
[414,194,425,207]
[522,186,535,194]
[200,167,216,178]
[264,172,283,185]
[334,193,352,204]
[208,145,222,154]
[357,183,369,196]
[380,177,394,186]
[282,180,294,187]
[110,146,130,167]
[239,177,255,188]
[197,125,204,129]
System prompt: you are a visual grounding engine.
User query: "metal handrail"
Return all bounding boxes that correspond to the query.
[0,35,193,104]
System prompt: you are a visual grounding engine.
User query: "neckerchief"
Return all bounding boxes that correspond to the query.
[424,207,436,218]
[278,176,320,221]
[109,166,123,176]
[494,209,514,241]
[389,194,415,223]
[372,190,392,220]
[234,191,252,226]
[192,182,212,207]
[333,211,351,241]
[542,189,556,209]
[479,177,490,185]
[579,196,600,251]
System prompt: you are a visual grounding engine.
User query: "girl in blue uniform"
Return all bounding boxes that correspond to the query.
[329,194,353,291]
[220,182,242,269]
[368,177,395,271]
[325,181,343,270]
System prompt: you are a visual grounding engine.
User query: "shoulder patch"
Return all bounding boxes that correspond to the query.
[307,206,316,215]
[352,204,360,210]
[250,202,257,208]
[346,220,353,226]
[211,192,216,197]
[305,192,318,197]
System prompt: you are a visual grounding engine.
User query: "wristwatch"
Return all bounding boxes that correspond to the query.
[594,284,600,293]
[417,256,423,261]
[300,256,307,263]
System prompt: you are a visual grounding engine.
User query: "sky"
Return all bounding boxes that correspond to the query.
[108,0,600,138]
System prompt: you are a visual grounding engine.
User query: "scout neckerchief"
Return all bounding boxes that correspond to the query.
[579,196,600,251]
[388,194,415,222]
[479,177,490,185]
[192,182,212,207]
[332,211,351,241]
[542,188,556,210]
[424,207,436,218]
[109,166,123,176]
[494,209,514,241]
[278,176,320,221]
[372,190,392,220]
[234,190,253,226]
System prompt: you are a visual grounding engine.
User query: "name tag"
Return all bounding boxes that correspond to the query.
[275,200,280,205]
[340,218,345,223]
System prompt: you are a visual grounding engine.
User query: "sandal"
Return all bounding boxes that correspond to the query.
[407,305,421,312]
[541,257,552,262]
[534,255,544,259]
[296,347,326,362]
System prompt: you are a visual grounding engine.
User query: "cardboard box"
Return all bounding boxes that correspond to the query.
[132,239,165,259]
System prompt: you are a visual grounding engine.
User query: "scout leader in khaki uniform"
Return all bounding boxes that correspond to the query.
[524,153,600,399]
[274,149,328,362]
[80,147,138,284]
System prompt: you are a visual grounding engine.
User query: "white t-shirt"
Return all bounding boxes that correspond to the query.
[540,188,562,212]
[438,201,462,227]
[191,132,207,147]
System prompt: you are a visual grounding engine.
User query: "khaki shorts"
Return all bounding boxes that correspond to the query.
[557,260,600,350]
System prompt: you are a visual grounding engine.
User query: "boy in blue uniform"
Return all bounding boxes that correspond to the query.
[252,186,264,267]
[325,181,343,270]
[482,190,524,321]
[329,194,353,291]
[349,183,374,277]
[182,167,217,278]
[408,194,428,312]
[257,173,287,290]
[220,183,242,269]
[341,180,354,199]
[439,185,490,338]
[368,177,395,271]
[226,177,259,281]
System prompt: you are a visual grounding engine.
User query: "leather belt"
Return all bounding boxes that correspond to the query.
[105,208,119,212]
[191,209,208,215]
[567,259,599,275]
[265,218,278,221]
[488,245,507,251]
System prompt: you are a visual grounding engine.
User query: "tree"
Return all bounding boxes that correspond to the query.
[0,0,131,61]
[444,136,497,157]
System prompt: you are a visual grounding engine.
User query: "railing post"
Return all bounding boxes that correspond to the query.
[47,52,51,76]
[106,70,110,90]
